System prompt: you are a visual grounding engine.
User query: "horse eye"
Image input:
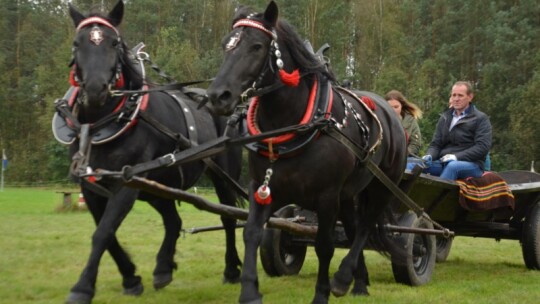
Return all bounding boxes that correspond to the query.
[251,43,263,52]
[72,41,79,48]
[112,39,118,47]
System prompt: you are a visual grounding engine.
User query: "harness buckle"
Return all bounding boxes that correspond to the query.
[240,87,255,104]
[109,90,124,97]
[162,153,176,167]
[136,51,150,62]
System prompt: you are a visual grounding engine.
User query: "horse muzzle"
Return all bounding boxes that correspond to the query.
[79,86,108,109]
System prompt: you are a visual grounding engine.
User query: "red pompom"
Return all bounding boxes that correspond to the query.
[87,176,97,183]
[279,69,300,87]
[115,73,125,88]
[254,185,272,205]
[69,68,79,87]
[361,96,376,111]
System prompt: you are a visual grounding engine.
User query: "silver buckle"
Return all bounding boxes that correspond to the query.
[163,153,176,167]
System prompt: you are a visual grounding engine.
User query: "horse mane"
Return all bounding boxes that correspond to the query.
[119,41,144,90]
[233,6,336,82]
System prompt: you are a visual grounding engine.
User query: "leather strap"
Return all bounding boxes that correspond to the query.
[323,125,448,231]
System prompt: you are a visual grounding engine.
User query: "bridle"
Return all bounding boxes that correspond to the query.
[69,16,125,93]
[230,16,302,104]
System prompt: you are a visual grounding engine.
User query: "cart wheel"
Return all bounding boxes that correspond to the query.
[260,205,307,276]
[522,201,540,270]
[391,211,436,286]
[435,235,453,263]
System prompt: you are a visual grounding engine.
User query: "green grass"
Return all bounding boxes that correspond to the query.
[0,187,538,303]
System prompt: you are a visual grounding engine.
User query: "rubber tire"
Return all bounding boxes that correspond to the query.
[522,201,540,270]
[260,205,308,277]
[391,211,436,286]
[435,235,453,263]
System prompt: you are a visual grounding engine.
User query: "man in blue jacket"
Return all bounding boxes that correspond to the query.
[410,81,492,180]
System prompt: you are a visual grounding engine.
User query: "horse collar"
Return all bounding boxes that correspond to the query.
[52,86,149,145]
[245,75,333,158]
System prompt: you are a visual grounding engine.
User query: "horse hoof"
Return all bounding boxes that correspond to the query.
[239,292,263,304]
[123,282,144,296]
[330,278,350,297]
[153,273,173,290]
[311,293,329,304]
[222,275,241,284]
[350,287,369,296]
[239,298,263,304]
[65,292,92,304]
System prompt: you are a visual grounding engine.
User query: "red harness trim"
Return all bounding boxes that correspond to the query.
[247,79,319,144]
[233,19,276,38]
[139,88,149,111]
[124,87,149,130]
[246,77,334,158]
[76,16,120,36]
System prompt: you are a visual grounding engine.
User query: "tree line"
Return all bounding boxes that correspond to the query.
[0,0,538,184]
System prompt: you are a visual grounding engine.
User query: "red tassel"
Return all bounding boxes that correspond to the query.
[279,69,300,87]
[87,176,97,183]
[69,68,79,87]
[361,96,377,111]
[254,185,272,205]
[115,73,125,88]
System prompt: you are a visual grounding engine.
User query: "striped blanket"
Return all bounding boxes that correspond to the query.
[456,172,515,211]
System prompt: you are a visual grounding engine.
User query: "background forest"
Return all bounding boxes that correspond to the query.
[0,0,539,185]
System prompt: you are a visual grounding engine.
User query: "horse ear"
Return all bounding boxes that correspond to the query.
[263,1,279,27]
[108,0,124,27]
[68,3,85,28]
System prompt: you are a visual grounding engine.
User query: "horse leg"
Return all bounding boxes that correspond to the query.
[331,199,370,297]
[209,170,242,284]
[66,188,140,304]
[239,184,273,304]
[89,193,143,296]
[332,182,398,297]
[147,198,181,290]
[351,251,370,296]
[311,198,338,304]
[331,219,371,298]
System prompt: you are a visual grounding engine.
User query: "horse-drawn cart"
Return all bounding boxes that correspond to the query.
[244,169,540,286]
[56,2,539,302]
[95,124,539,288]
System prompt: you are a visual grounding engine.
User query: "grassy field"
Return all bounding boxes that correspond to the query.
[0,187,538,304]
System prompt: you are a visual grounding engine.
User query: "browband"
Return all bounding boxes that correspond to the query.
[233,19,276,39]
[76,16,120,36]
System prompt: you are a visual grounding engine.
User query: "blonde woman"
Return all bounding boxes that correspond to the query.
[385,90,423,156]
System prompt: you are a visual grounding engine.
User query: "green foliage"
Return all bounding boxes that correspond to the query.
[0,0,539,184]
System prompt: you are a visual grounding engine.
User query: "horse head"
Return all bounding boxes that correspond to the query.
[207,1,287,115]
[68,0,136,116]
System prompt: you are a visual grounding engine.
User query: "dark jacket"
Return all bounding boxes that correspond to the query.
[426,105,492,170]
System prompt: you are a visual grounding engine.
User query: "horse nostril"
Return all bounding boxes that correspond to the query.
[219,91,232,103]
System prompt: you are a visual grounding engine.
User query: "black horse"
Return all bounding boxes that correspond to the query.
[55,1,243,303]
[207,2,407,303]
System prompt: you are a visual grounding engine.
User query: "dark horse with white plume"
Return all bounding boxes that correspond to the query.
[207,2,407,303]
[53,1,243,303]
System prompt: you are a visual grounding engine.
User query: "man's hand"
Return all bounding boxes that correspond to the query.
[441,154,457,163]
[421,155,432,167]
